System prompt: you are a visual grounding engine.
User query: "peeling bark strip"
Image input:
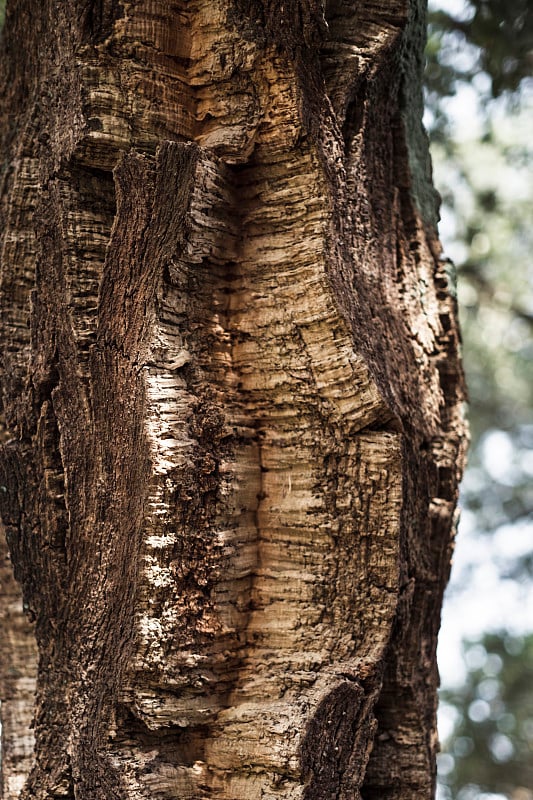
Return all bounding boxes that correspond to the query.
[0,1,466,799]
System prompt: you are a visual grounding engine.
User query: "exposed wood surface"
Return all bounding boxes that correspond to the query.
[0,1,466,798]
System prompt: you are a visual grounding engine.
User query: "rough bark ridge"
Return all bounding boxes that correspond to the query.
[0,1,466,799]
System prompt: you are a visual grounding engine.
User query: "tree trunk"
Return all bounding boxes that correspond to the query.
[0,1,466,798]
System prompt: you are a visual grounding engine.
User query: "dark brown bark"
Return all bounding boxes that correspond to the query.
[0,1,466,798]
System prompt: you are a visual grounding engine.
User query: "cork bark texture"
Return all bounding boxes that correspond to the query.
[0,1,467,799]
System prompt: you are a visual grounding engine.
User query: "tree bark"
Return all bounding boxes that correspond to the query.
[0,1,466,799]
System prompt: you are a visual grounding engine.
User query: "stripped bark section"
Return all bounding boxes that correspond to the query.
[0,1,466,799]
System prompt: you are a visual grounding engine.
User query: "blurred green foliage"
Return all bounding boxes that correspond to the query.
[426,0,533,142]
[427,2,533,800]
[428,0,532,97]
[439,634,533,800]
[432,109,533,439]
[426,0,533,532]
